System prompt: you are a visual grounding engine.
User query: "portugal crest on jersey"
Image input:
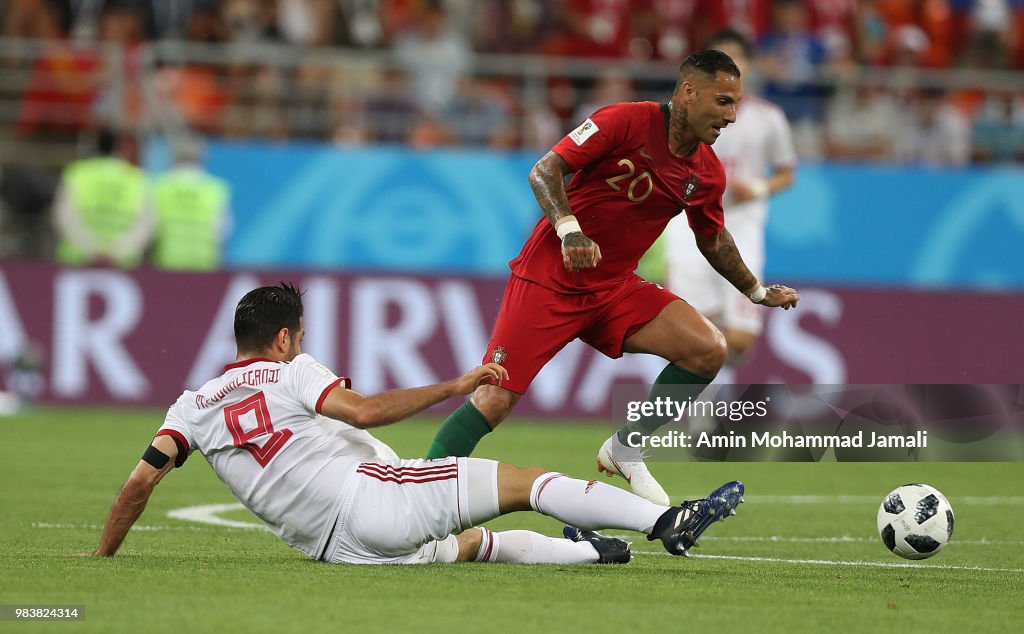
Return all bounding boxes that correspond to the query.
[491,346,508,365]
[683,176,700,201]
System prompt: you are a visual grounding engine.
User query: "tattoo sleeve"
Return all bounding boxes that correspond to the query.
[694,228,759,293]
[528,151,575,227]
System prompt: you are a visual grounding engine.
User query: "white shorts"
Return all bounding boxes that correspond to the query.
[321,457,500,565]
[666,207,767,335]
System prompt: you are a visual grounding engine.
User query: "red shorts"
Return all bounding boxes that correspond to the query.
[483,274,680,394]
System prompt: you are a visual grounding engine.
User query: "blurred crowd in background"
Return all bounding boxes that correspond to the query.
[6,0,1024,67]
[2,0,1022,162]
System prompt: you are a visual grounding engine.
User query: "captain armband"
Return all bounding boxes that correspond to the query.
[142,445,171,470]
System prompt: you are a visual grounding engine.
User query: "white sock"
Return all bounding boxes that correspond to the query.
[474,528,599,564]
[530,473,666,534]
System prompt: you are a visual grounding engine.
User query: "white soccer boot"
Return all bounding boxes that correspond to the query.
[596,434,671,506]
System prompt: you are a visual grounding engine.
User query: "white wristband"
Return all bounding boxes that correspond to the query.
[556,219,582,240]
[749,179,770,200]
[748,285,767,304]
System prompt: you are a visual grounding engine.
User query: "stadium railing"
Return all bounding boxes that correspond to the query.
[2,37,1024,168]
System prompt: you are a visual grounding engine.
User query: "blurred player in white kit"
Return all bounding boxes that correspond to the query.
[666,29,797,382]
[82,283,744,565]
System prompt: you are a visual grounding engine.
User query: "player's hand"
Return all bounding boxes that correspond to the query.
[759,284,799,309]
[455,363,509,394]
[729,181,766,204]
[561,232,602,272]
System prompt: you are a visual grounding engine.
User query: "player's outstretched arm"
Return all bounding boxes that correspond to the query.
[529,151,602,272]
[694,229,799,309]
[80,434,178,557]
[528,151,574,226]
[729,165,796,205]
[319,363,509,430]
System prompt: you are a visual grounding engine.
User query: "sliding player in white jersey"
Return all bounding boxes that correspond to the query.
[666,29,797,382]
[83,283,744,565]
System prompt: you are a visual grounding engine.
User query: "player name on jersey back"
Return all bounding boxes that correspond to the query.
[194,366,282,408]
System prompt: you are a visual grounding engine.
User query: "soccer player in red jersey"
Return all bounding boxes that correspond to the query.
[425,50,799,505]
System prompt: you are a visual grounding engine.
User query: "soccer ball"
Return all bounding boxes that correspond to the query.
[876,483,954,560]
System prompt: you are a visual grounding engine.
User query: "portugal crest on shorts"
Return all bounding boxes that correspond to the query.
[490,346,508,365]
[682,175,700,201]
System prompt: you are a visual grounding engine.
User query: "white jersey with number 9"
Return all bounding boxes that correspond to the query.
[157,353,397,559]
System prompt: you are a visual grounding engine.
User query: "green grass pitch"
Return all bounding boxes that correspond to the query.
[1,407,1022,633]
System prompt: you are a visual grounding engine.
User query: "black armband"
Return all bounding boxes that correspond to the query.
[142,444,171,470]
[156,431,189,467]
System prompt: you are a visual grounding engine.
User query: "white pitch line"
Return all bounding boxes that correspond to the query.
[31,521,262,532]
[36,518,1023,547]
[31,521,1024,569]
[684,495,1024,505]
[630,551,1024,573]
[604,533,1024,547]
[680,535,1024,547]
[166,503,269,530]
[32,521,1022,572]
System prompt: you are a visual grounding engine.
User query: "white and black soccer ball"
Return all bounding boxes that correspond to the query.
[877,483,954,560]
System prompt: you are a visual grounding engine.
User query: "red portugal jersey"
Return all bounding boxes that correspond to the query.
[510,101,726,294]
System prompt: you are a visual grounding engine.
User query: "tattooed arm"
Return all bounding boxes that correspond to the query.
[528,151,574,226]
[694,229,800,309]
[694,228,759,293]
[528,151,602,272]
